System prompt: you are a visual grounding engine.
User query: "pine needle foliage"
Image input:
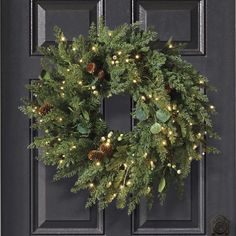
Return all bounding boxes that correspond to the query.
[19,20,219,214]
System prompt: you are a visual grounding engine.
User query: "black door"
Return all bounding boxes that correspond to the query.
[2,0,236,235]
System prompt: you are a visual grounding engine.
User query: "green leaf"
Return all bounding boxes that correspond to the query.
[150,123,162,134]
[135,107,149,121]
[82,111,90,121]
[156,110,170,123]
[40,70,51,81]
[77,123,90,134]
[158,177,166,193]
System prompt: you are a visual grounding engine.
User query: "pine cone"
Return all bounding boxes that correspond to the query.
[97,70,105,80]
[165,85,172,94]
[86,63,96,74]
[88,150,104,161]
[99,143,113,156]
[38,102,52,115]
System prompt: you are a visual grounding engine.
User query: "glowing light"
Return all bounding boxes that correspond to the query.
[135,54,140,59]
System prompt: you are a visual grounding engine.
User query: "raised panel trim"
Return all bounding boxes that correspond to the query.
[131,159,205,235]
[30,0,104,56]
[131,0,206,56]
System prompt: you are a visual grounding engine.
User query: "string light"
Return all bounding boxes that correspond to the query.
[168,44,173,49]
[45,129,49,133]
[72,145,76,149]
[155,97,159,101]
[61,93,65,97]
[108,131,113,138]
[92,46,96,51]
[123,163,127,169]
[93,90,98,95]
[78,81,82,85]
[190,122,193,126]
[189,156,193,161]
[72,47,76,51]
[112,55,117,60]
[147,187,151,193]
[197,133,202,138]
[125,59,129,63]
[108,31,112,36]
[39,119,43,123]
[67,69,70,72]
[177,169,181,174]
[60,86,64,90]
[120,185,124,189]
[58,138,62,141]
[79,59,83,63]
[162,140,167,146]
[172,104,177,110]
[59,159,64,164]
[167,105,172,111]
[133,79,137,83]
[96,161,101,166]
[193,144,198,150]
[148,94,152,98]
[143,152,148,158]
[167,163,172,167]
[126,181,131,186]
[101,136,106,142]
[172,164,176,169]
[107,181,112,187]
[89,183,94,188]
[168,130,173,135]
[199,79,204,84]
[59,117,63,122]
[202,152,205,156]
[141,96,146,101]
[105,141,110,147]
[210,105,215,110]
[61,36,66,41]
[91,85,96,90]
[111,60,115,65]
[135,54,140,59]
[118,51,122,55]
[115,60,119,64]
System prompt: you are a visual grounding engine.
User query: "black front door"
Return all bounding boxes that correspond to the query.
[2,0,236,235]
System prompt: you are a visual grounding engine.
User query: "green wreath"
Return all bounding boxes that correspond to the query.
[20,21,219,214]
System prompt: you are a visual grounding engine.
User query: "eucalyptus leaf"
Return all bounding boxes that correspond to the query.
[40,70,51,81]
[158,177,166,193]
[135,107,149,121]
[77,123,90,134]
[82,111,90,121]
[156,110,170,123]
[150,123,162,134]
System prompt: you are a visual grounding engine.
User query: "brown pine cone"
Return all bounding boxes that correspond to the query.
[88,150,104,161]
[86,63,96,74]
[38,102,52,115]
[97,70,105,80]
[99,143,113,156]
[165,84,172,94]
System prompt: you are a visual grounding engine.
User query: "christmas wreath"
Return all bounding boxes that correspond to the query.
[20,21,219,214]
